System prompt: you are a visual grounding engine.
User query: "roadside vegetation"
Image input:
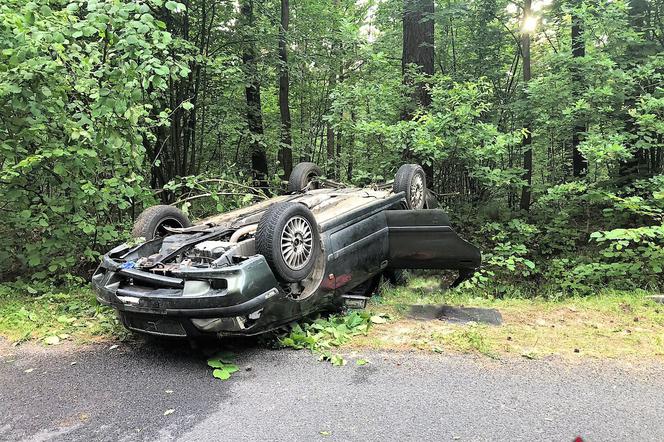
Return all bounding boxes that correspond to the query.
[357,276,664,361]
[0,282,127,345]
[1,276,662,363]
[279,311,388,366]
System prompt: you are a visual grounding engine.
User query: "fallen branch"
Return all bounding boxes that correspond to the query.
[153,178,270,201]
[170,192,259,206]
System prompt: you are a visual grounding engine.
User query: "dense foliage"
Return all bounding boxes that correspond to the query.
[0,0,183,276]
[0,0,662,294]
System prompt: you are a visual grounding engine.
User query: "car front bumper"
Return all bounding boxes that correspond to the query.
[92,255,286,337]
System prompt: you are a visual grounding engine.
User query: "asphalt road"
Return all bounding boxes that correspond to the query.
[1,339,663,442]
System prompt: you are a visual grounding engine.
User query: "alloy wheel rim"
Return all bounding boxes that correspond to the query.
[410,174,424,209]
[281,216,313,270]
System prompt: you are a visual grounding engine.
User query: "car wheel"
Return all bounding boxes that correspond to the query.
[132,205,192,240]
[256,202,321,282]
[384,269,409,286]
[288,162,322,193]
[393,164,426,210]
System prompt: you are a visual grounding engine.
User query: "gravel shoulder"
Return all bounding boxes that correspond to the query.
[1,338,663,441]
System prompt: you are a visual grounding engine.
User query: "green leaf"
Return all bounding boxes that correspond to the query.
[25,286,38,295]
[154,65,170,76]
[207,358,224,368]
[24,11,35,25]
[356,359,368,366]
[224,364,239,374]
[370,315,387,324]
[330,354,346,366]
[212,369,231,380]
[53,163,66,176]
[182,101,193,111]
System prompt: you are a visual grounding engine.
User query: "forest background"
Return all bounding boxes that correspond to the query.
[1,0,663,296]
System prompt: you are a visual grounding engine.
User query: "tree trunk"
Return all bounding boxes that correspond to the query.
[326,70,336,178]
[571,4,587,177]
[278,0,293,179]
[402,0,434,185]
[326,124,335,177]
[347,110,355,182]
[336,64,343,178]
[326,71,335,177]
[402,0,434,107]
[325,0,341,179]
[241,0,268,188]
[519,0,533,211]
[619,0,651,180]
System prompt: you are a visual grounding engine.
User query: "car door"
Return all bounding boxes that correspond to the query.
[325,210,389,292]
[386,210,481,271]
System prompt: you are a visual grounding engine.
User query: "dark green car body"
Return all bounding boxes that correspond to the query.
[92,188,480,338]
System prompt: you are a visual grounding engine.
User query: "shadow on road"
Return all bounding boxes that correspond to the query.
[0,332,288,441]
[123,332,279,365]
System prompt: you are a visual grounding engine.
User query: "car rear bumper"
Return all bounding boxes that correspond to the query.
[92,255,284,337]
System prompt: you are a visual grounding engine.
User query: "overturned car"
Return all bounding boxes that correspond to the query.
[92,163,480,338]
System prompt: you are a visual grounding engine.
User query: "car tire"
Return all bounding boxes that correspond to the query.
[132,205,192,240]
[288,162,322,193]
[393,164,427,210]
[256,202,321,282]
[384,269,409,286]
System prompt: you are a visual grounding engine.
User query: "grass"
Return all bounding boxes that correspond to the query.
[0,284,128,345]
[1,276,662,363]
[353,276,664,361]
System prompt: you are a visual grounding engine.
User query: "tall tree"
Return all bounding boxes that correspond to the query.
[145,1,216,197]
[619,0,653,181]
[519,0,533,211]
[278,0,293,179]
[240,0,268,187]
[326,76,336,178]
[402,0,434,183]
[402,0,434,107]
[326,0,339,178]
[571,1,587,177]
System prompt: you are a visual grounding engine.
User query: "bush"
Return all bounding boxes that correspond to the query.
[461,175,664,295]
[0,0,186,279]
